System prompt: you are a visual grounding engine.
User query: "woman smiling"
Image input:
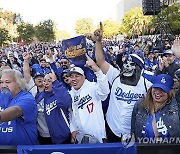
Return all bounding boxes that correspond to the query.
[131,74,180,143]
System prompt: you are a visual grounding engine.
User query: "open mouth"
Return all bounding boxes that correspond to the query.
[153,93,163,100]
[123,69,134,77]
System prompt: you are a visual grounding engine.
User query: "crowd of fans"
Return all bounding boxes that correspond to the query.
[0,28,180,146]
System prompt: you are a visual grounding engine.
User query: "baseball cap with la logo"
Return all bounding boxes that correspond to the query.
[68,67,84,76]
[152,74,174,93]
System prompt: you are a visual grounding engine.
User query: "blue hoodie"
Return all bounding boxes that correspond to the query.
[36,80,72,144]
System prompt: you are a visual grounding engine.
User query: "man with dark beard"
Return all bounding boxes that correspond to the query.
[59,56,71,70]
[85,26,152,142]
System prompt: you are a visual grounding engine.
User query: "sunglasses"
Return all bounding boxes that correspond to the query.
[60,61,68,65]
[62,75,69,79]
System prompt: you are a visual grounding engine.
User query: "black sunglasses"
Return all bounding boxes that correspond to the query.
[60,61,68,64]
[62,75,69,79]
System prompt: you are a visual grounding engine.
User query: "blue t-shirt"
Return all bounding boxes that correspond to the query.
[143,112,169,139]
[0,90,38,145]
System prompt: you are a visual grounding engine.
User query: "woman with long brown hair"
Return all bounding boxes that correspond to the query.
[131,74,180,143]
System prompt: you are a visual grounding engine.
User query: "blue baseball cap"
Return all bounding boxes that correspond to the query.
[33,72,44,79]
[152,74,174,93]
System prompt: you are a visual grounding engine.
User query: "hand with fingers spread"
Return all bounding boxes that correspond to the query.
[85,53,100,72]
[172,37,180,58]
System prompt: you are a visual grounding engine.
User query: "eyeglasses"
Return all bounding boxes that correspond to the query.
[62,75,69,80]
[60,61,68,65]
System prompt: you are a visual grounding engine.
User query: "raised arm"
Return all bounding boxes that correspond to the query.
[22,51,31,83]
[85,23,110,74]
[85,54,110,100]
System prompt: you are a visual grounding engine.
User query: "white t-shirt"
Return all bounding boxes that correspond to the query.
[106,65,152,137]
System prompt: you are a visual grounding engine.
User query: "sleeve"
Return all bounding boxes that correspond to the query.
[175,89,180,107]
[27,77,37,97]
[52,80,72,108]
[106,65,120,85]
[131,99,141,134]
[94,70,110,101]
[16,92,37,123]
[165,64,179,77]
[69,108,77,132]
[50,62,59,76]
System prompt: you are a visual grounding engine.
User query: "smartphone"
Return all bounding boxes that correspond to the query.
[158,56,162,63]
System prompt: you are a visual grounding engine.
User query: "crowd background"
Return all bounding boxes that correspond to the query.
[0,31,180,145]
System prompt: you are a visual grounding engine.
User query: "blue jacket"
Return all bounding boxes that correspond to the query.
[36,80,72,144]
[131,98,180,142]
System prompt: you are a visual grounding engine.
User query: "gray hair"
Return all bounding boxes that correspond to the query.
[1,69,27,90]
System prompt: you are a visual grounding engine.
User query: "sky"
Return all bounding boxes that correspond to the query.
[0,0,119,36]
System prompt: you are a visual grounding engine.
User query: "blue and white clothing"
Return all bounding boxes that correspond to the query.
[144,58,158,72]
[36,80,72,144]
[0,90,38,145]
[143,112,169,139]
[106,65,152,137]
[69,70,110,143]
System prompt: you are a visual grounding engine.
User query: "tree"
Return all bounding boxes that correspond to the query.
[156,3,180,35]
[35,19,55,42]
[122,8,153,38]
[17,23,35,43]
[55,30,70,40]
[0,28,11,47]
[0,8,18,41]
[100,19,121,38]
[75,18,93,35]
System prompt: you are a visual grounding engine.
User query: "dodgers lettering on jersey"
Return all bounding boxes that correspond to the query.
[74,94,92,109]
[115,87,145,104]
[157,117,168,135]
[46,100,57,115]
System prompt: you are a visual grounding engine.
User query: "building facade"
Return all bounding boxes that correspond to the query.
[116,0,142,23]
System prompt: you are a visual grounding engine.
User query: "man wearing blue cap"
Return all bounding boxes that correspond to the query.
[23,51,72,144]
[131,74,180,143]
[144,50,158,72]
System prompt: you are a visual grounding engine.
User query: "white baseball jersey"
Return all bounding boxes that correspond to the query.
[69,70,110,143]
[106,65,152,137]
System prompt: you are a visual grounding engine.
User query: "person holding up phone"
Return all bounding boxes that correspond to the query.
[156,50,179,78]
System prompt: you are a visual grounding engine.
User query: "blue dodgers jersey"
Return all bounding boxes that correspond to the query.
[0,90,38,145]
[143,112,170,139]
